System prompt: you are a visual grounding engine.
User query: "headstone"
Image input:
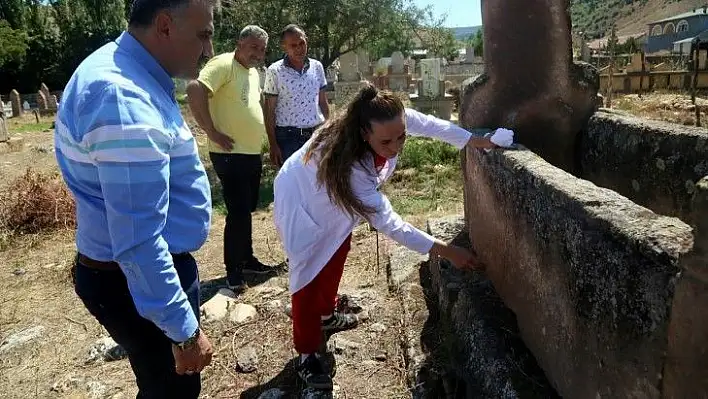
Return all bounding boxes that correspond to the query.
[357,50,370,77]
[0,108,8,142]
[391,51,405,74]
[461,0,599,196]
[465,46,475,63]
[334,51,367,108]
[50,95,59,110]
[10,90,21,117]
[700,50,707,70]
[338,52,360,82]
[23,100,30,111]
[420,58,443,98]
[37,91,47,110]
[388,51,409,92]
[408,58,416,77]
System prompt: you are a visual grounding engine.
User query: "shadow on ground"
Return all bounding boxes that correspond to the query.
[199,263,288,304]
[239,352,337,399]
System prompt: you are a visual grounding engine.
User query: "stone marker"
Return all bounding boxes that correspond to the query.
[10,90,21,117]
[461,0,599,174]
[0,108,8,142]
[334,51,366,108]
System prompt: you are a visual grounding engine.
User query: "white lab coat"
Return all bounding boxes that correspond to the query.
[273,108,473,293]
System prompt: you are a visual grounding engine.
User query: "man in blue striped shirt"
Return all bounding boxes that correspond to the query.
[55,0,217,397]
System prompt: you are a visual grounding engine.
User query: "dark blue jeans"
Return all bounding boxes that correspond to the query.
[275,126,318,162]
[73,253,201,399]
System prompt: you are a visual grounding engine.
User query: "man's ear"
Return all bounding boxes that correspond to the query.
[154,11,173,40]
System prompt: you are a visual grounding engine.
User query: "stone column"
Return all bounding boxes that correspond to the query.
[10,90,21,117]
[461,0,599,174]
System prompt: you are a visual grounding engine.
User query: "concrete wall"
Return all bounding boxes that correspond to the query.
[461,143,696,398]
[580,110,708,223]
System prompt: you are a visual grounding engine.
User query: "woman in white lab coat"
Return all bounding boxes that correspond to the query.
[273,83,514,390]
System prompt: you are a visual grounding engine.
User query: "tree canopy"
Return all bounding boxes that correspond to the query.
[0,0,462,94]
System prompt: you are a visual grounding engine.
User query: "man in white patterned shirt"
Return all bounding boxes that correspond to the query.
[263,24,330,167]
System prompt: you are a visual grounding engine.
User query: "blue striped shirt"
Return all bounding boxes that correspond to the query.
[54,31,212,342]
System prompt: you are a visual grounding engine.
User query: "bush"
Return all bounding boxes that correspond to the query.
[0,168,76,234]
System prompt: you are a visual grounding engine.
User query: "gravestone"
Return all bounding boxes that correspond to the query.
[461,0,599,174]
[23,101,30,111]
[334,52,367,108]
[0,108,8,142]
[10,90,21,117]
[420,58,443,98]
[388,51,409,92]
[37,91,47,110]
[410,58,454,120]
[357,50,371,77]
[465,46,475,63]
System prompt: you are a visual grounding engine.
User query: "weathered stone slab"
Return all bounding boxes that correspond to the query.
[461,0,599,174]
[581,110,708,223]
[461,142,695,398]
[423,216,559,398]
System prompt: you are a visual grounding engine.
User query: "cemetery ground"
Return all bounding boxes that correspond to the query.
[0,106,465,399]
[2,91,703,398]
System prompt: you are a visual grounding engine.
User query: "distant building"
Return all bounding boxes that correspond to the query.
[645,6,708,54]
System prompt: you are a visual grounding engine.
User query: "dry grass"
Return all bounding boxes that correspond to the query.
[0,106,459,399]
[611,92,708,127]
[0,168,75,235]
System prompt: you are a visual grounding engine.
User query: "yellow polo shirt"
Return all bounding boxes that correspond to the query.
[197,52,265,154]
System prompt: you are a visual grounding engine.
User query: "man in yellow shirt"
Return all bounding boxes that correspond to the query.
[187,25,275,291]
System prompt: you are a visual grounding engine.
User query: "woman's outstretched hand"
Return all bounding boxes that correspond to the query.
[430,241,483,271]
[467,127,515,150]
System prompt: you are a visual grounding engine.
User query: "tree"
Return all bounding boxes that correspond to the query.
[0,20,29,68]
[466,29,483,58]
[215,0,435,68]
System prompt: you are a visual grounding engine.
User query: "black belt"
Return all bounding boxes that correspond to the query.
[77,253,190,271]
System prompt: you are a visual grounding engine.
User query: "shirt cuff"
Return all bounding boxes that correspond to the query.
[166,306,200,343]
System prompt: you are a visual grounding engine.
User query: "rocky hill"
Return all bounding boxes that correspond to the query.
[571,0,708,38]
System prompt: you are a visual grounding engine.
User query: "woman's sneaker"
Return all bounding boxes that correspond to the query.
[321,312,359,334]
[296,354,333,390]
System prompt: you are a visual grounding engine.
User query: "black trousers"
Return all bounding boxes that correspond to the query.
[209,152,262,283]
[73,253,201,399]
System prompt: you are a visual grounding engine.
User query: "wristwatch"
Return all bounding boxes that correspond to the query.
[173,327,200,350]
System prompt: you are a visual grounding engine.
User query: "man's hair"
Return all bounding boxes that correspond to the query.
[129,0,212,28]
[280,24,306,42]
[239,25,268,42]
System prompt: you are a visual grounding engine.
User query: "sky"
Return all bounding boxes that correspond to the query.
[413,0,482,27]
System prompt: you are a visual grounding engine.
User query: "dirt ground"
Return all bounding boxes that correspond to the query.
[0,113,441,399]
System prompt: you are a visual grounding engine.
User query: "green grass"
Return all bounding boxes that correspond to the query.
[9,121,53,134]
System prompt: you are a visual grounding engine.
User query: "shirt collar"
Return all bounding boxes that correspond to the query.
[283,54,310,73]
[115,31,175,97]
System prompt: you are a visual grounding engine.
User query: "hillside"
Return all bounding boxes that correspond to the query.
[571,0,708,38]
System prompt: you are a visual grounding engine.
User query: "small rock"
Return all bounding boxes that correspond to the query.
[86,380,108,399]
[228,303,258,324]
[87,337,127,363]
[369,323,387,333]
[263,299,283,312]
[252,285,285,298]
[236,345,258,373]
[51,375,84,393]
[12,268,26,276]
[357,309,370,322]
[200,289,236,322]
[284,303,293,318]
[257,388,285,399]
[334,338,362,354]
[375,353,387,362]
[0,325,45,354]
[42,263,57,269]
